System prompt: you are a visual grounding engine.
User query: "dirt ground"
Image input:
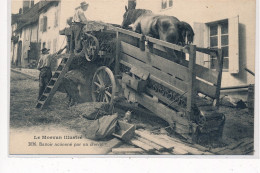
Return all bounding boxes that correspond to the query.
[10,71,254,155]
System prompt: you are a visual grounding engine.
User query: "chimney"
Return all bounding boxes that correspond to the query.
[19,8,22,14]
[22,0,30,13]
[128,0,136,10]
[30,0,34,8]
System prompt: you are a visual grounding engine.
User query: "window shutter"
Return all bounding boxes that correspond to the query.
[40,18,43,32]
[43,16,48,32]
[228,16,239,73]
[193,22,208,67]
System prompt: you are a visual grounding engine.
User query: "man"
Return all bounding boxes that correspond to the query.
[71,1,89,53]
[37,48,53,100]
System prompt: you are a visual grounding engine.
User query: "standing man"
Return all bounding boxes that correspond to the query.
[71,1,89,53]
[37,48,52,100]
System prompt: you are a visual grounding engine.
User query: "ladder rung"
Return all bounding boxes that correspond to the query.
[36,53,74,109]
[42,93,49,97]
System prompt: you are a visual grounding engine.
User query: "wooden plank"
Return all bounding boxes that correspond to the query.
[171,147,189,155]
[196,80,217,98]
[135,136,165,152]
[196,47,217,56]
[187,45,196,118]
[117,27,142,39]
[125,86,189,126]
[135,130,175,150]
[119,32,139,47]
[120,53,188,94]
[117,27,188,53]
[121,41,189,81]
[159,135,208,155]
[194,65,219,85]
[103,138,123,154]
[129,137,155,152]
[115,31,120,75]
[145,35,189,53]
[120,60,186,96]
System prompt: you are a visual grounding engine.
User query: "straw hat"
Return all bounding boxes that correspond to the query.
[80,1,89,8]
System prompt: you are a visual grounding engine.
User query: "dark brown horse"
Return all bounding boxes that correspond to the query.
[121,7,194,46]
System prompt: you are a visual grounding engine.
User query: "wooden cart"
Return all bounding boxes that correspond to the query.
[55,22,226,141]
[86,27,225,141]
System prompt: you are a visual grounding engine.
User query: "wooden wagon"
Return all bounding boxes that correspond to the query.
[38,22,225,141]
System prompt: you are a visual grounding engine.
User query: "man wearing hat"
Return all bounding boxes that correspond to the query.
[71,1,89,53]
[37,48,53,100]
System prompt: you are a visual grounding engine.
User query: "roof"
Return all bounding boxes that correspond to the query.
[14,0,60,32]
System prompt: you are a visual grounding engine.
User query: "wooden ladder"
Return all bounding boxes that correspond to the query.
[36,53,74,109]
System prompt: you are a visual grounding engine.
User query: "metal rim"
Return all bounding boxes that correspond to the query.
[91,66,116,106]
[83,35,99,62]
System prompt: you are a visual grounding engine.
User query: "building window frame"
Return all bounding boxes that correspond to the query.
[161,0,173,10]
[208,20,229,71]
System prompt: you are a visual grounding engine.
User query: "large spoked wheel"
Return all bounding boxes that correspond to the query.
[91,66,116,106]
[83,35,99,62]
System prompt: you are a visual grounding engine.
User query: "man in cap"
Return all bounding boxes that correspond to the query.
[37,48,53,100]
[71,1,89,53]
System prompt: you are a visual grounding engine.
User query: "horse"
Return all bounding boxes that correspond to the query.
[122,7,194,45]
[121,7,194,62]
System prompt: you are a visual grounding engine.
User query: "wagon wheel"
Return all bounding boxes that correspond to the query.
[83,35,99,62]
[91,66,116,107]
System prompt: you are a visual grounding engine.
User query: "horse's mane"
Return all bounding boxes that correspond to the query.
[126,9,153,23]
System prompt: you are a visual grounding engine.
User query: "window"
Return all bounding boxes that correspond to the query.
[209,21,229,70]
[193,16,239,73]
[53,38,57,53]
[54,11,58,28]
[161,0,173,10]
[40,16,48,32]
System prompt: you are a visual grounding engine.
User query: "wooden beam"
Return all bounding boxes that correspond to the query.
[186,45,196,119]
[196,47,217,56]
[196,79,217,98]
[135,130,175,150]
[135,136,165,152]
[120,41,189,81]
[129,137,155,152]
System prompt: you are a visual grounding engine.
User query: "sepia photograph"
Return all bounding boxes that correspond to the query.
[9,0,256,155]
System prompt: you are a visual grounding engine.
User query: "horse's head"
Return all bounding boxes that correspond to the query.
[121,7,153,29]
[178,21,194,45]
[121,6,132,28]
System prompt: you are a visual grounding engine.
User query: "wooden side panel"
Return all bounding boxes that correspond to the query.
[120,53,188,95]
[124,86,190,126]
[194,64,219,85]
[196,80,217,98]
[121,41,189,81]
[118,32,139,48]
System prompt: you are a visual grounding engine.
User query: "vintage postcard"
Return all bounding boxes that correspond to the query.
[10,0,256,155]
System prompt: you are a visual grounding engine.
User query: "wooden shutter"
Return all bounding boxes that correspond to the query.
[39,18,43,32]
[228,16,239,73]
[193,22,208,67]
[43,16,47,32]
